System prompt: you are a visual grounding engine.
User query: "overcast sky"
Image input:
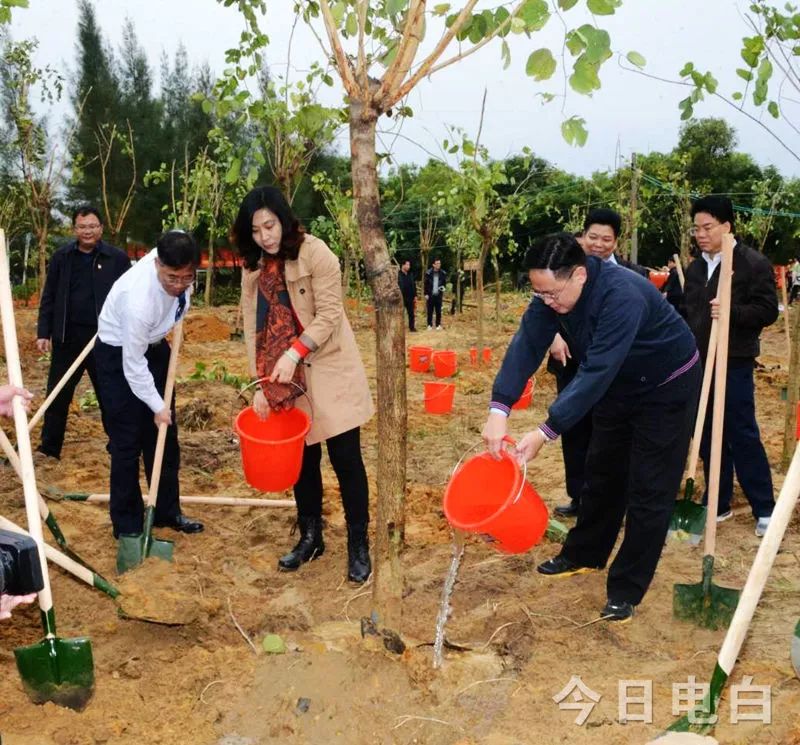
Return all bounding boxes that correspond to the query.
[7,1,800,180]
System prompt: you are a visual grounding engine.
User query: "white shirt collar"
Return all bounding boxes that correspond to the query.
[605,253,618,265]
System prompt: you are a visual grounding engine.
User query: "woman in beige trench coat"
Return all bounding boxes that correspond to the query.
[235,186,374,583]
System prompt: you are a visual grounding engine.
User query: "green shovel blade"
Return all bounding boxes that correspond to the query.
[668,478,707,541]
[673,555,739,630]
[667,662,728,734]
[14,618,94,711]
[116,532,174,575]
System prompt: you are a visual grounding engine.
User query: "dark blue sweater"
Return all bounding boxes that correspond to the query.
[491,257,697,437]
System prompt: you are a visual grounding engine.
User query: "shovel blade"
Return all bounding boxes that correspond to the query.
[669,499,707,539]
[116,533,174,575]
[14,635,94,711]
[792,620,800,679]
[673,580,739,630]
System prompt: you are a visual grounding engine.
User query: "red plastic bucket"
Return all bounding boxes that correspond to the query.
[511,379,535,410]
[469,347,478,365]
[424,381,455,414]
[482,347,492,363]
[409,345,433,373]
[443,448,548,553]
[433,350,457,378]
[235,406,311,491]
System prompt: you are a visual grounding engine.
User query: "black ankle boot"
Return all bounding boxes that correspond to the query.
[278,516,325,571]
[346,523,371,583]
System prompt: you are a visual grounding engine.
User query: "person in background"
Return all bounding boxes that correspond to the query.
[790,257,800,304]
[94,231,204,539]
[236,186,374,583]
[683,195,777,537]
[424,257,447,330]
[35,205,130,460]
[483,232,699,623]
[398,259,416,332]
[663,256,685,317]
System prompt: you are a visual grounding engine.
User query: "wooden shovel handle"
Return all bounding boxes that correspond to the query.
[0,230,54,617]
[28,333,97,430]
[673,253,685,291]
[144,320,184,510]
[705,235,735,557]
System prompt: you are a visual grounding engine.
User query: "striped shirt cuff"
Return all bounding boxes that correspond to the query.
[489,402,510,417]
[539,423,559,441]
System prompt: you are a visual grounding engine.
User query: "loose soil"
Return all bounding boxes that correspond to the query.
[1,297,800,744]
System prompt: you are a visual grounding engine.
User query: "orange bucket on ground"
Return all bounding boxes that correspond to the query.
[235,406,311,492]
[511,379,535,410]
[409,345,433,373]
[482,347,492,363]
[443,447,548,553]
[433,350,457,378]
[424,381,455,414]
[469,347,478,365]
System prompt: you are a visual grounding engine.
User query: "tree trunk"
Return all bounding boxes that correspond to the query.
[349,100,406,631]
[493,252,501,325]
[782,305,800,470]
[204,234,215,306]
[36,225,48,293]
[342,248,351,299]
[476,236,490,357]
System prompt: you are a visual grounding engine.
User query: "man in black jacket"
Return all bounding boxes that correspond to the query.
[35,205,130,459]
[397,259,416,331]
[483,233,699,623]
[424,258,447,330]
[684,196,777,537]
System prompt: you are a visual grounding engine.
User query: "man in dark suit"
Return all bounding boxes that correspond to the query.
[35,205,130,459]
[397,259,416,331]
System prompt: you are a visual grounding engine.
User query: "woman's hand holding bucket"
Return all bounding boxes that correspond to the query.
[253,388,271,420]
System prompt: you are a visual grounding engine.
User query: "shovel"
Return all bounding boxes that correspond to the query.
[673,233,740,630]
[667,422,800,734]
[115,319,184,575]
[27,332,98,430]
[45,488,294,508]
[0,425,103,576]
[0,229,95,710]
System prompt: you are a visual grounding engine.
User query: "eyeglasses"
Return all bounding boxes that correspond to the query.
[689,222,721,237]
[532,268,576,303]
[161,271,196,286]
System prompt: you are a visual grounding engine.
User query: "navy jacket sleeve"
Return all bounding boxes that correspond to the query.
[544,282,643,436]
[491,300,559,410]
[36,249,62,339]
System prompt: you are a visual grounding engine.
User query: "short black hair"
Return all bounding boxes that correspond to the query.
[232,186,306,270]
[157,230,200,268]
[691,195,735,230]
[524,232,587,278]
[72,204,102,225]
[583,208,622,238]
[401,258,411,266]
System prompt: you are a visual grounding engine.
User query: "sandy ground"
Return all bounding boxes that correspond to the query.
[1,295,799,745]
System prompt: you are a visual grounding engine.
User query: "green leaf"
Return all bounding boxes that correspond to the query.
[626,50,646,68]
[732,91,743,100]
[433,3,451,16]
[526,48,557,80]
[519,0,550,31]
[345,12,358,36]
[678,62,694,77]
[330,1,346,26]
[587,0,620,15]
[578,24,611,64]
[261,634,286,654]
[569,57,601,94]
[561,116,588,146]
[703,72,718,94]
[678,96,694,120]
[225,157,242,184]
[558,0,579,8]
[501,39,511,70]
[768,100,780,118]
[736,67,754,81]
[386,0,406,14]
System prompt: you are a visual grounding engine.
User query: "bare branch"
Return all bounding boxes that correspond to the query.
[376,0,426,105]
[356,0,369,89]
[319,0,360,96]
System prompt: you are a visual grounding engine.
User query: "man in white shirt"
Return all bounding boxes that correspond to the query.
[94,230,203,538]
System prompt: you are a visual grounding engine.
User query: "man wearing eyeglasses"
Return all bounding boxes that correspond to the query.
[94,230,203,539]
[684,196,777,537]
[484,232,699,623]
[35,205,131,460]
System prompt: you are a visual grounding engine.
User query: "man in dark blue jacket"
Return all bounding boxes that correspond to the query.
[483,233,700,623]
[35,205,130,459]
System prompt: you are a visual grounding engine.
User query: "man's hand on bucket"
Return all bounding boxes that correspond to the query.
[515,429,549,463]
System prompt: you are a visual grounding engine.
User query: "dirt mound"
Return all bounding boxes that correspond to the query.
[183,314,232,343]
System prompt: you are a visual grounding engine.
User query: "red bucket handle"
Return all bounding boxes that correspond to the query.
[425,382,455,400]
[231,378,314,439]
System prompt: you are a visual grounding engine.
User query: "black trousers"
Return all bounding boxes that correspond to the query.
[294,427,369,526]
[699,360,774,518]
[554,365,592,504]
[426,294,443,327]
[402,296,416,331]
[561,362,701,605]
[93,339,181,536]
[39,325,108,459]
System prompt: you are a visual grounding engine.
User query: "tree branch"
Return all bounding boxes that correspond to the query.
[376,0,426,106]
[319,0,359,96]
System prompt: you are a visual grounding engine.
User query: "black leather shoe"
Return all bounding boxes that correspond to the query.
[600,599,634,623]
[537,554,596,577]
[554,501,579,517]
[154,514,204,533]
[278,516,325,571]
[346,522,371,583]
